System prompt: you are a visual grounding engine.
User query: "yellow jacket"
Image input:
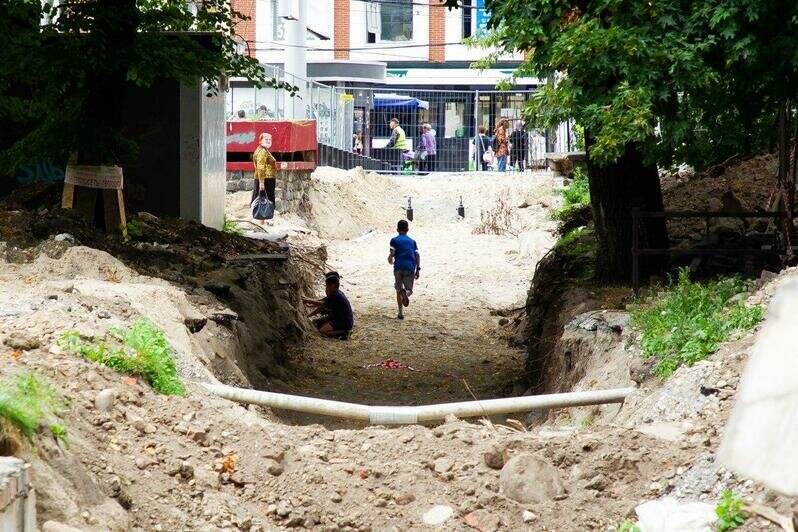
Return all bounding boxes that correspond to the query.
[253,146,277,182]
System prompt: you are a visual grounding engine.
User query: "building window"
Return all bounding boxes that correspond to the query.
[372,0,413,42]
[272,0,286,41]
[461,0,472,39]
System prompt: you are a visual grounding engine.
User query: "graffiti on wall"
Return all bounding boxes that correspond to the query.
[16,161,65,185]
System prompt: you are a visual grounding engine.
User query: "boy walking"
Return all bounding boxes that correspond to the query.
[388,220,421,320]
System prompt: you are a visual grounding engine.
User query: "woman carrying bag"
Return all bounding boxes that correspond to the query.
[252,132,277,224]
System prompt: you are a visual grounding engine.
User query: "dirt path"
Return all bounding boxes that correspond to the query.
[257,170,560,425]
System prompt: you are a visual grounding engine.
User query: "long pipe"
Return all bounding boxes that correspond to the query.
[201,383,635,425]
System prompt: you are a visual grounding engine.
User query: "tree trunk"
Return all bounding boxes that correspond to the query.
[586,138,669,282]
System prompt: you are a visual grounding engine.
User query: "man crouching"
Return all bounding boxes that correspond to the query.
[302,271,354,339]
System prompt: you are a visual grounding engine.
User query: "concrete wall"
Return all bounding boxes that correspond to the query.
[227,170,312,215]
[0,457,35,532]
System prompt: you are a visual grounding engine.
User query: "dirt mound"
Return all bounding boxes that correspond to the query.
[662,154,779,242]
[304,167,405,239]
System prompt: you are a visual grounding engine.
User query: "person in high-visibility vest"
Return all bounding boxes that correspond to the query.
[386,117,408,150]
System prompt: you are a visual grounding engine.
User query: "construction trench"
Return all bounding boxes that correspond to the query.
[2,159,794,530]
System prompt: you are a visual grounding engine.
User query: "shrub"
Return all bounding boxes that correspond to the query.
[552,166,590,222]
[0,373,67,450]
[58,318,185,395]
[631,269,764,378]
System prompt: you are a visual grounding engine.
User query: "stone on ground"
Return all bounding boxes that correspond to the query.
[499,454,566,504]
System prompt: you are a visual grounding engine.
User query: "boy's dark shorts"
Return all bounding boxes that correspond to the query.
[394,270,415,292]
[314,315,352,340]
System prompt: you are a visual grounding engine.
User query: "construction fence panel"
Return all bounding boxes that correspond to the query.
[227,80,576,173]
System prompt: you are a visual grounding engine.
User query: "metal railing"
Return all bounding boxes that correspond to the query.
[631,209,789,294]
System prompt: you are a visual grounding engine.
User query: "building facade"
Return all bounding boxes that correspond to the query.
[230,0,538,90]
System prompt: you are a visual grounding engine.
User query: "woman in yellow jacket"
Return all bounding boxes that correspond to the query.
[253,132,277,206]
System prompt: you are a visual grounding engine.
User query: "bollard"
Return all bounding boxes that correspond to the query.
[457,196,465,218]
[406,197,414,222]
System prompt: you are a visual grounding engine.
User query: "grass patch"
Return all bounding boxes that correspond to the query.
[617,520,641,532]
[58,318,185,395]
[716,490,747,531]
[223,215,244,236]
[631,269,764,378]
[552,166,590,222]
[0,373,67,451]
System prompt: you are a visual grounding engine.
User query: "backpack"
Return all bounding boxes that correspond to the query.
[251,194,275,220]
[483,146,494,163]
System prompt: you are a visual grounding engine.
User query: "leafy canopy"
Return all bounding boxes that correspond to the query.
[456,0,798,168]
[0,0,293,171]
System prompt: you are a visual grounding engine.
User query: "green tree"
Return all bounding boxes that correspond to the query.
[0,0,294,171]
[456,0,798,281]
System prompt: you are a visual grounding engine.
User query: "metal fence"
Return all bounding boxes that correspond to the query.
[227,69,577,173]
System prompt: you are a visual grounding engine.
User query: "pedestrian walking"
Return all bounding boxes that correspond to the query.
[388,219,421,321]
[493,119,510,172]
[475,125,492,171]
[509,121,529,171]
[418,123,437,174]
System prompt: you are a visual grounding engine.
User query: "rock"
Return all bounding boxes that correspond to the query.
[276,501,291,518]
[179,461,194,480]
[584,474,608,491]
[267,461,284,476]
[395,493,415,505]
[499,454,567,504]
[630,357,658,384]
[330,492,343,503]
[53,233,76,243]
[433,457,454,474]
[184,317,207,333]
[195,466,221,490]
[43,521,84,532]
[635,497,716,531]
[94,389,116,412]
[522,510,537,522]
[464,510,501,532]
[137,211,160,223]
[4,331,41,351]
[498,318,510,326]
[482,446,506,470]
[422,505,454,526]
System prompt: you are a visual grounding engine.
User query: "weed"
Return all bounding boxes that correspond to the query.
[58,318,185,395]
[473,197,522,236]
[552,166,590,222]
[50,424,69,448]
[580,411,596,428]
[223,215,244,236]
[716,490,747,531]
[0,373,67,450]
[631,269,764,378]
[617,520,641,532]
[121,218,143,242]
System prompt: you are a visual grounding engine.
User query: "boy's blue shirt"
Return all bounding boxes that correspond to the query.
[390,233,418,272]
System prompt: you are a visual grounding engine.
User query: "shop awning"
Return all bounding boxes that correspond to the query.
[373,94,429,110]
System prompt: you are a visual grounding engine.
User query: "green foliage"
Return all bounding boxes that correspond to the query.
[455,0,798,169]
[222,215,244,236]
[58,318,184,395]
[120,218,143,242]
[617,520,642,532]
[716,490,747,531]
[0,373,67,445]
[0,1,296,172]
[631,269,764,378]
[552,166,590,222]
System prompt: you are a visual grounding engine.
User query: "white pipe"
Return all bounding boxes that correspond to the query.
[201,383,634,425]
